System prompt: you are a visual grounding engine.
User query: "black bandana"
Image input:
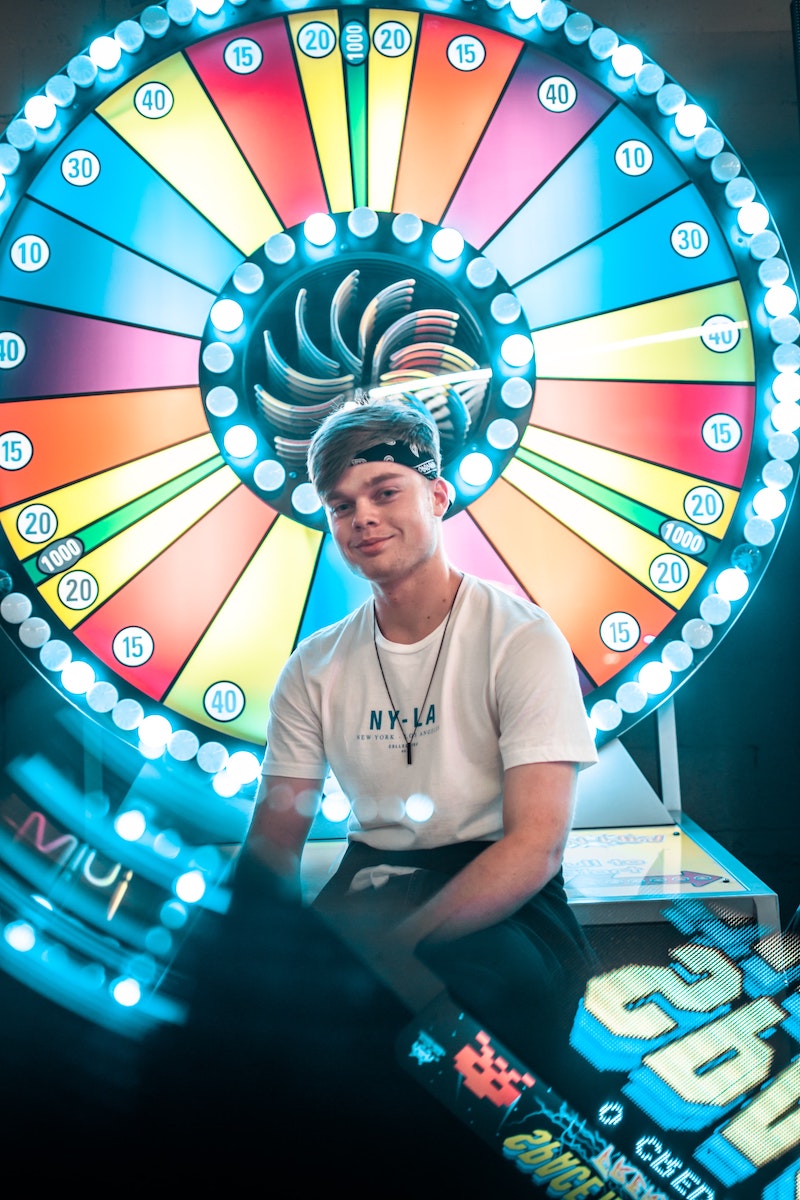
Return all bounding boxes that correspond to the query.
[349,439,439,478]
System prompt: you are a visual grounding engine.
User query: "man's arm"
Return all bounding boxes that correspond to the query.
[398,760,578,948]
[242,773,323,897]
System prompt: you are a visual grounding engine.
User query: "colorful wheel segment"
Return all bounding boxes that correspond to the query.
[1,0,798,772]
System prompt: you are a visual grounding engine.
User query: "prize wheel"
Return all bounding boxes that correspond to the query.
[0,0,798,1028]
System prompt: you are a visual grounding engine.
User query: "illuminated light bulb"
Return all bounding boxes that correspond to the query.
[67,56,98,89]
[509,0,541,19]
[24,95,57,129]
[138,713,173,747]
[458,452,494,487]
[762,258,790,289]
[264,232,295,264]
[206,385,238,417]
[223,424,258,459]
[466,257,497,288]
[737,202,769,236]
[18,616,50,648]
[405,793,436,822]
[564,12,593,44]
[196,0,225,13]
[752,486,786,520]
[5,120,36,151]
[538,1,568,31]
[431,227,464,262]
[486,418,520,450]
[590,699,622,732]
[154,832,182,861]
[141,6,171,37]
[254,459,286,491]
[160,901,187,931]
[699,594,731,626]
[770,315,800,345]
[765,285,798,318]
[196,740,228,773]
[392,212,423,244]
[348,207,379,238]
[772,371,800,403]
[291,482,323,515]
[90,36,122,70]
[588,27,618,60]
[715,567,749,601]
[115,20,146,53]
[681,618,713,650]
[725,177,755,208]
[4,921,36,952]
[112,697,144,731]
[87,681,119,713]
[635,64,665,95]
[762,458,793,488]
[694,128,724,159]
[210,298,244,333]
[656,83,685,116]
[711,151,741,184]
[1,592,32,623]
[638,661,671,695]
[490,293,522,324]
[45,75,76,107]
[202,341,234,373]
[227,750,261,784]
[40,639,71,672]
[233,262,264,294]
[166,0,196,26]
[768,431,799,460]
[321,790,351,823]
[212,768,241,797]
[674,103,706,138]
[0,145,20,174]
[61,660,96,695]
[168,729,200,761]
[501,333,534,367]
[662,641,693,672]
[501,377,532,409]
[611,43,643,78]
[111,977,142,1007]
[145,927,172,957]
[743,518,774,548]
[750,230,781,261]
[304,212,337,247]
[175,869,206,904]
[616,682,647,713]
[115,809,147,841]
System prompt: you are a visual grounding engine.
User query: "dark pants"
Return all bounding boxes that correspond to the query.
[313,840,597,1087]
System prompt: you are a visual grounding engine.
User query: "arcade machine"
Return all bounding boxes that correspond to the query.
[0,1,798,1193]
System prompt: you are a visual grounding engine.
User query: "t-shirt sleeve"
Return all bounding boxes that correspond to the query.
[496,614,597,771]
[261,650,329,780]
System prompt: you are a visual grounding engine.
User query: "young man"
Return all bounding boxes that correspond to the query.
[243,400,598,1064]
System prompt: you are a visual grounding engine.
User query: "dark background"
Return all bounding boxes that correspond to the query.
[0,0,799,1184]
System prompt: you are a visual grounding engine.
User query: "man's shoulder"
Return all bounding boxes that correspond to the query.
[464,574,551,625]
[293,598,372,659]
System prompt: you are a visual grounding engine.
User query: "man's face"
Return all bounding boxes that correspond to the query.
[325,461,449,586]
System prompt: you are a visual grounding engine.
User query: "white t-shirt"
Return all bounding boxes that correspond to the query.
[262,574,597,851]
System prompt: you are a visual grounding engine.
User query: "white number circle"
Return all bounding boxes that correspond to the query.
[298,21,337,58]
[701,315,741,353]
[0,431,33,469]
[670,221,709,259]
[60,150,100,186]
[538,76,577,113]
[204,681,246,722]
[599,612,641,652]
[0,332,26,369]
[701,413,742,452]
[112,625,154,665]
[649,554,690,594]
[447,35,486,72]
[684,485,724,525]
[373,21,412,58]
[134,83,174,119]
[615,139,654,176]
[58,570,99,611]
[17,503,57,544]
[223,38,263,74]
[10,235,50,272]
